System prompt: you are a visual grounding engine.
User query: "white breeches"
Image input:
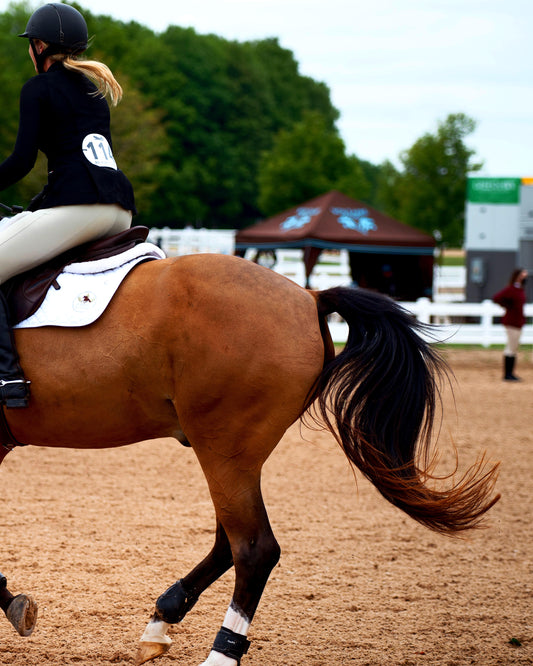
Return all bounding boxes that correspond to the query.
[0,204,132,284]
[504,326,522,357]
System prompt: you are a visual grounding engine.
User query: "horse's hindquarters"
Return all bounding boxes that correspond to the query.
[166,255,326,462]
[6,255,326,453]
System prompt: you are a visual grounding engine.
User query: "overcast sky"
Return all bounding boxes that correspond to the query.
[6,0,533,175]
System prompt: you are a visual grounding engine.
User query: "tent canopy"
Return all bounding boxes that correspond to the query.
[235,191,435,296]
[236,190,434,253]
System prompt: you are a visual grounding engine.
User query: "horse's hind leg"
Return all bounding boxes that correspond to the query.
[136,467,279,666]
[136,520,234,665]
[0,448,38,637]
[197,463,281,666]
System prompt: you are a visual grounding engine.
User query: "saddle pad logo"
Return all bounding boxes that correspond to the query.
[82,133,118,169]
[73,291,97,312]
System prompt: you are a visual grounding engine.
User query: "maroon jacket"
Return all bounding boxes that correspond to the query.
[493,284,526,328]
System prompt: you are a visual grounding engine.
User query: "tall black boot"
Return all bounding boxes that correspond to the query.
[0,291,30,407]
[504,355,520,381]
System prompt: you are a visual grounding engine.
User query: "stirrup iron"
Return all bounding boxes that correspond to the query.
[0,379,31,408]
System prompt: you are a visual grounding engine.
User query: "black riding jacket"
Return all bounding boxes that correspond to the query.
[0,61,136,213]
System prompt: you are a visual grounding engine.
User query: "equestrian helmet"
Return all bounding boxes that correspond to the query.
[19,3,88,54]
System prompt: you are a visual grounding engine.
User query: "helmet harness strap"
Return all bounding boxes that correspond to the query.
[29,38,62,73]
[29,38,45,73]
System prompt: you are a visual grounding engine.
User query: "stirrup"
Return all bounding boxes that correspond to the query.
[0,379,31,408]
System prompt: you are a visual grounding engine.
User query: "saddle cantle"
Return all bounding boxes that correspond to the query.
[1,226,153,326]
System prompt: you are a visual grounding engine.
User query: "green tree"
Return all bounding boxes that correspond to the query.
[257,111,369,215]
[373,160,402,217]
[0,4,344,228]
[335,156,372,203]
[9,4,468,230]
[392,113,483,246]
[129,29,342,227]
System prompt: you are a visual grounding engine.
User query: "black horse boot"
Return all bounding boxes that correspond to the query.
[0,292,30,407]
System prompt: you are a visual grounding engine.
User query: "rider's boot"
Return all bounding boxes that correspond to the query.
[0,292,30,408]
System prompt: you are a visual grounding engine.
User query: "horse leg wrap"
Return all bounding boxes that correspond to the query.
[211,626,250,664]
[154,579,198,624]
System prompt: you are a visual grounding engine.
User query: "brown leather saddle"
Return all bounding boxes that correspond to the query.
[1,226,153,326]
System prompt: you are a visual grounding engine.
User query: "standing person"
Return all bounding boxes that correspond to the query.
[493,268,528,381]
[0,3,136,408]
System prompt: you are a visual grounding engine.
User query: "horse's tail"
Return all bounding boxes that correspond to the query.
[308,287,500,535]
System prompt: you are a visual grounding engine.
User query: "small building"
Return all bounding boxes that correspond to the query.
[465,177,533,302]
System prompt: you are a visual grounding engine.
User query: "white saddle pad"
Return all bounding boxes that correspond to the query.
[15,242,166,329]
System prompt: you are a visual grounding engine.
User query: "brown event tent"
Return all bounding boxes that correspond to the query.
[235,190,435,300]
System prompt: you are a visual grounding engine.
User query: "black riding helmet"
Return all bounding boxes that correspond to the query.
[19,3,88,73]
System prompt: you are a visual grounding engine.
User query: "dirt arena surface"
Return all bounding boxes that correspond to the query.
[0,348,531,665]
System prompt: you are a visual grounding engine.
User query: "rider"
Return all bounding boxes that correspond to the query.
[0,3,136,408]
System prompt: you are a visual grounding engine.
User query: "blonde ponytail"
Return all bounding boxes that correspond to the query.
[53,54,123,106]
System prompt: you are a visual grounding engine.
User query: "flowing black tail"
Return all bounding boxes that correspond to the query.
[309,287,499,535]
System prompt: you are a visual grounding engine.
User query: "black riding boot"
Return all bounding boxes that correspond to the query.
[504,355,520,381]
[0,292,30,407]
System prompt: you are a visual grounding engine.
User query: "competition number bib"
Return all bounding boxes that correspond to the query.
[82,133,118,169]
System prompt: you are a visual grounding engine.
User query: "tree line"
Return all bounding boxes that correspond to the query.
[0,2,482,246]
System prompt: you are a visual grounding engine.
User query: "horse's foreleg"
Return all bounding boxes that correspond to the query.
[0,448,38,637]
[0,575,38,637]
[135,521,234,666]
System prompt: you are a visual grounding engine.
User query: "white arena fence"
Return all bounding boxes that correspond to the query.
[148,227,235,256]
[147,229,524,346]
[327,300,533,347]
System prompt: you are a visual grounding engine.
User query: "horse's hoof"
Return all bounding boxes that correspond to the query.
[6,594,38,637]
[135,641,170,665]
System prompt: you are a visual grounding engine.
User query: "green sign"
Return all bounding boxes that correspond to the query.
[467,177,521,204]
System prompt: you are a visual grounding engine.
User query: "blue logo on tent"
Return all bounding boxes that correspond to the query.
[280,207,321,231]
[331,207,377,234]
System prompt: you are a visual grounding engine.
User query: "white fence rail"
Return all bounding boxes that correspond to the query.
[148,228,235,256]
[328,299,533,346]
[268,249,467,301]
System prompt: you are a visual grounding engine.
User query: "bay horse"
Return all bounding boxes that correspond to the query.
[0,253,499,665]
